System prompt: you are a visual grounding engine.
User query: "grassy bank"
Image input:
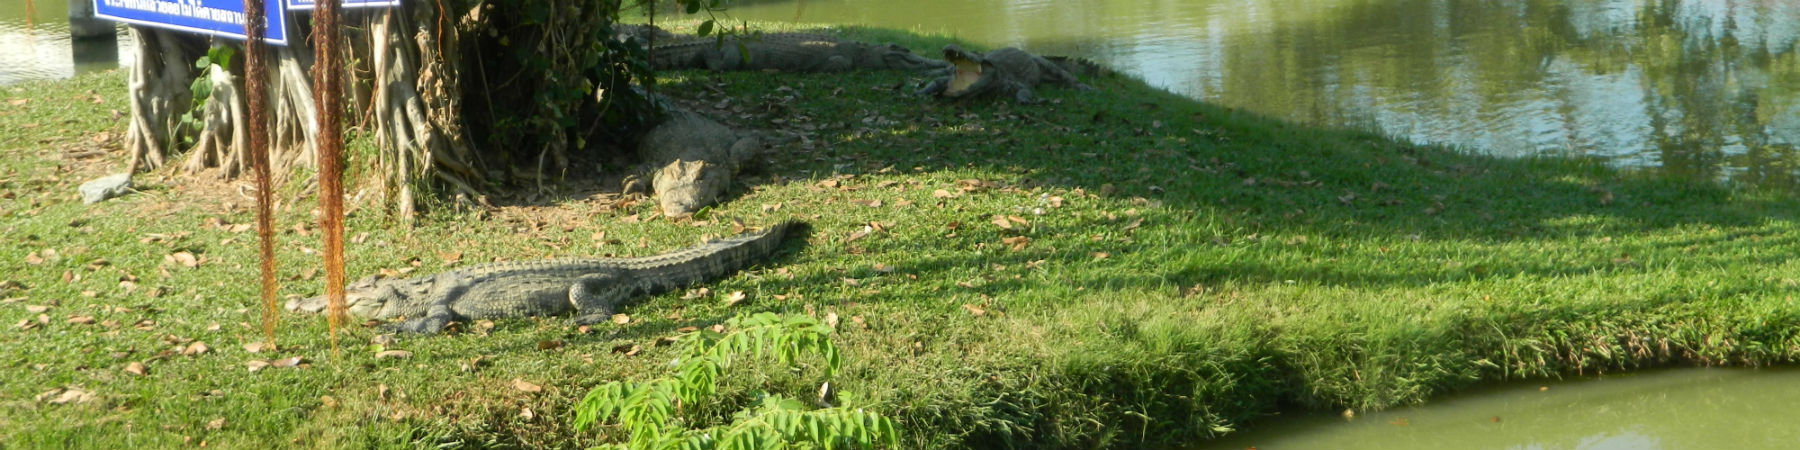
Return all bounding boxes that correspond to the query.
[5,26,1800,449]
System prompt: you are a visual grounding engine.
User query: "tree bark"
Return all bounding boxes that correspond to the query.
[125,26,201,173]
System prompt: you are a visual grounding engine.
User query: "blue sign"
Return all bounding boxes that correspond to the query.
[94,0,289,44]
[285,0,400,10]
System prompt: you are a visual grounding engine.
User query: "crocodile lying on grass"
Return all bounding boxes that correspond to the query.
[285,221,803,334]
[625,108,763,217]
[917,44,1095,104]
[638,29,949,72]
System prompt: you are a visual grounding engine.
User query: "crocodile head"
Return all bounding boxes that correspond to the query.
[940,44,995,98]
[653,159,730,217]
[877,44,951,71]
[283,274,418,320]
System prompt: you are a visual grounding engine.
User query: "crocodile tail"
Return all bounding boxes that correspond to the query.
[625,221,804,295]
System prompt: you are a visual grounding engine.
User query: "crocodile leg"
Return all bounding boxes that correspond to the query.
[569,271,629,325]
[916,77,950,97]
[387,303,466,334]
[1010,81,1039,104]
[384,272,471,334]
[1032,55,1094,91]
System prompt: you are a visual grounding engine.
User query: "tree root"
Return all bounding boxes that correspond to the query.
[125,27,201,173]
[184,57,251,178]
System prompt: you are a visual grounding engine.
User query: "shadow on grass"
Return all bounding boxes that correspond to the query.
[643,61,1797,294]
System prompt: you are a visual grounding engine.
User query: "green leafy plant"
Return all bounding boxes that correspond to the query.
[574,313,899,450]
[178,44,237,142]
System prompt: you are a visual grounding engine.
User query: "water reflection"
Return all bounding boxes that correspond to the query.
[1,0,135,85]
[1198,368,1800,450]
[715,0,1800,188]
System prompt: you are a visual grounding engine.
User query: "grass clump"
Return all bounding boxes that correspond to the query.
[4,23,1800,449]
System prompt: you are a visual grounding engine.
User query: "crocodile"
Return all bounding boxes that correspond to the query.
[642,29,949,73]
[624,108,762,217]
[285,221,803,334]
[917,44,1095,104]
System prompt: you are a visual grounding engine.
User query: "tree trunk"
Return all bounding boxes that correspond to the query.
[124,26,201,173]
[122,1,652,218]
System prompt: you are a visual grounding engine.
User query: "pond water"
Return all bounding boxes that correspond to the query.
[0,0,135,85]
[1199,368,1800,450]
[715,0,1800,187]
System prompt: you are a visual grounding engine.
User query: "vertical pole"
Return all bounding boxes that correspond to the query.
[313,0,348,354]
[244,0,278,346]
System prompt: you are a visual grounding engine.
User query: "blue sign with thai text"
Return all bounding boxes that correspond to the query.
[285,0,400,10]
[94,0,289,44]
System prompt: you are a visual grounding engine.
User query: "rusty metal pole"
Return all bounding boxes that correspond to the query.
[243,0,279,346]
[312,0,348,354]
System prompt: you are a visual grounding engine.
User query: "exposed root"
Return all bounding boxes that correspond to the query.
[184,59,251,178]
[125,27,200,173]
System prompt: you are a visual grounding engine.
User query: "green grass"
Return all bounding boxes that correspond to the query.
[5,25,1800,449]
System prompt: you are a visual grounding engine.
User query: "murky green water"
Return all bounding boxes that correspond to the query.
[0,0,134,85]
[1198,368,1800,450]
[717,0,1800,186]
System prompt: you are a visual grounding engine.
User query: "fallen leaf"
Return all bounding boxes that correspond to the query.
[932,189,957,199]
[1001,236,1030,251]
[181,341,209,356]
[242,342,272,353]
[681,287,711,299]
[1047,196,1064,208]
[845,227,871,243]
[511,378,543,393]
[962,304,986,316]
[853,199,883,208]
[25,305,50,313]
[206,418,225,430]
[610,314,631,325]
[611,344,641,356]
[41,388,95,405]
[166,252,199,268]
[269,356,304,368]
[1122,218,1144,231]
[1007,215,1030,226]
[375,350,412,359]
[519,407,535,420]
[1091,252,1110,260]
[990,215,1013,230]
[537,340,564,351]
[123,362,148,376]
[824,312,839,329]
[320,395,338,408]
[67,315,95,325]
[723,291,747,307]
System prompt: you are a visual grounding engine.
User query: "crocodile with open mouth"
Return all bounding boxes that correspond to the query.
[916,44,1095,104]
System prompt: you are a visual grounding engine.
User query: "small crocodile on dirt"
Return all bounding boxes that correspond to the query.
[637,28,949,73]
[286,221,803,334]
[917,44,1095,104]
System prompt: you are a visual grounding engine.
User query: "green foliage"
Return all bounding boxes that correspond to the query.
[574,313,896,450]
[464,0,660,169]
[178,43,239,144]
